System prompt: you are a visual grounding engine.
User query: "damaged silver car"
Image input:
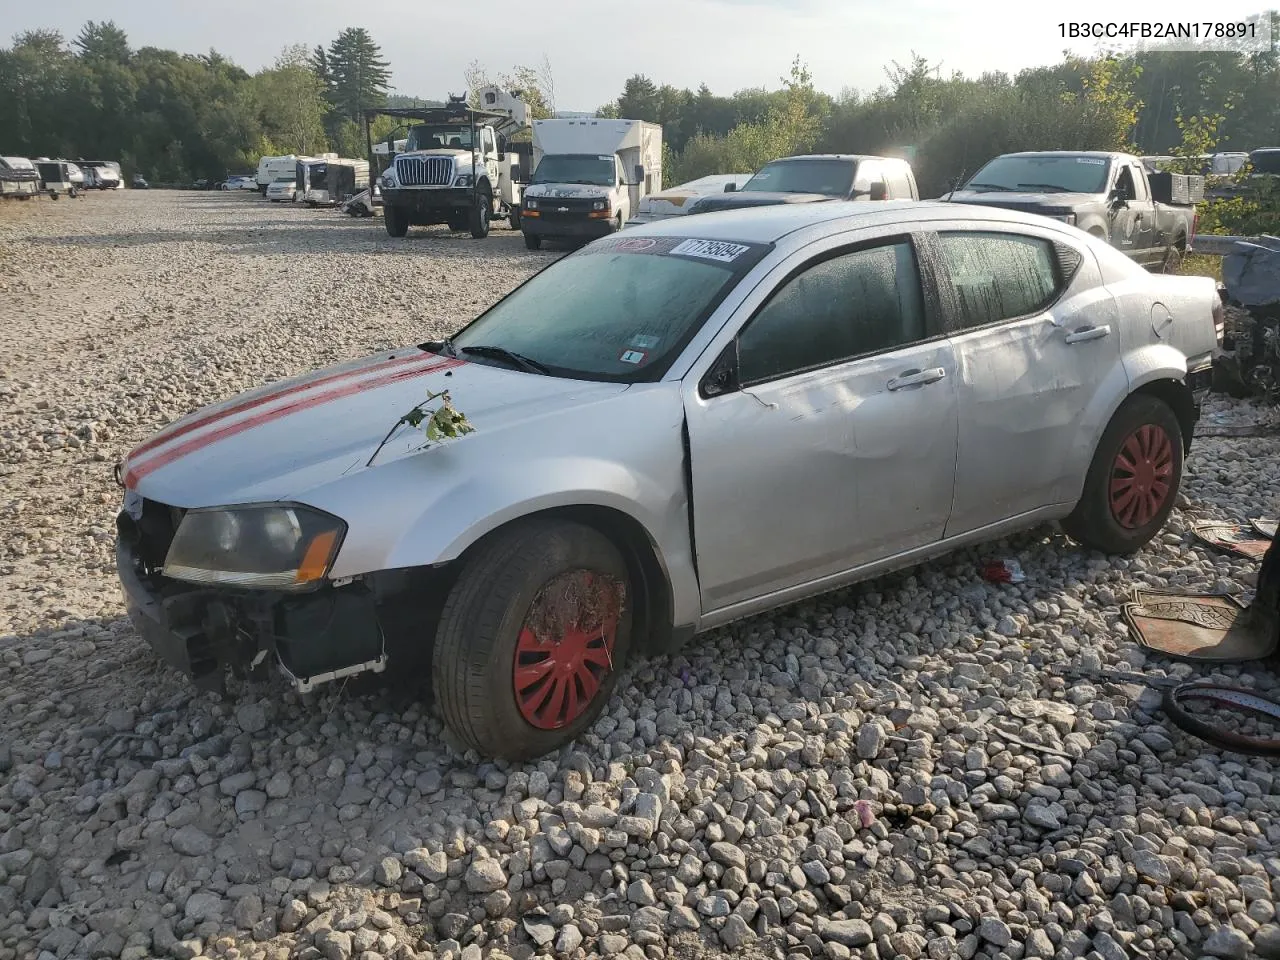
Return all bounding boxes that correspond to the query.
[115,201,1221,760]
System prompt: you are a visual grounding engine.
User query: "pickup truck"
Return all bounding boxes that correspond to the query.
[682,154,919,216]
[945,151,1200,272]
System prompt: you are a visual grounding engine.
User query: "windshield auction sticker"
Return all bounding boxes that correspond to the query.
[669,239,751,262]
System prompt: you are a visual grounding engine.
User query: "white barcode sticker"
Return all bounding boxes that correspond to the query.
[669,239,751,262]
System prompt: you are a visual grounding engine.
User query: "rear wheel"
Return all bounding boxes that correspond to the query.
[469,189,492,239]
[1062,394,1184,554]
[509,206,521,230]
[1160,241,1186,274]
[523,231,542,250]
[432,520,632,760]
[384,204,409,237]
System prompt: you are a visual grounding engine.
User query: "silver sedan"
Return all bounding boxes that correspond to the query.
[114,201,1221,759]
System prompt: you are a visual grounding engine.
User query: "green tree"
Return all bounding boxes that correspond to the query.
[254,44,329,155]
[74,20,130,62]
[325,28,390,121]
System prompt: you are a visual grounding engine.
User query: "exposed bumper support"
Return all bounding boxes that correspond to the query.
[116,538,387,693]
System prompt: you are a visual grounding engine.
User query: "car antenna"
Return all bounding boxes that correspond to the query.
[946,167,966,201]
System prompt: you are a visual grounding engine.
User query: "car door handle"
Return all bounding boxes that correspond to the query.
[887,367,946,390]
[1064,325,1112,344]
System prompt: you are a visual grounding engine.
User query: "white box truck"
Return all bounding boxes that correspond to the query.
[520,118,662,249]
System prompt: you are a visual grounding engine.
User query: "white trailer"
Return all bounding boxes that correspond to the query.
[257,155,311,195]
[1,157,41,198]
[520,118,662,249]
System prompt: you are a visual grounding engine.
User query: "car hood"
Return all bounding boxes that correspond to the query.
[524,183,611,200]
[122,348,629,508]
[945,189,1100,211]
[688,191,835,214]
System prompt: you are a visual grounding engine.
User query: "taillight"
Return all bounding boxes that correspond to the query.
[1190,210,1199,246]
[1212,297,1225,344]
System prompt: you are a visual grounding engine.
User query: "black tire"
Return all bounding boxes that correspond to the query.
[469,188,492,239]
[433,519,633,760]
[384,205,409,237]
[523,230,542,250]
[1062,394,1184,554]
[613,213,623,233]
[509,207,521,231]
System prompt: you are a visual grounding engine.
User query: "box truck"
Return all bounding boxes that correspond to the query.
[520,118,662,249]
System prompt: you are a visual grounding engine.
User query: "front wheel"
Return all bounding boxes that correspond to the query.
[1062,394,1184,554]
[384,205,409,237]
[470,190,492,239]
[432,520,632,760]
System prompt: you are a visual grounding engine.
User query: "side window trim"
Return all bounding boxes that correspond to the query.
[925,228,1075,336]
[702,232,946,394]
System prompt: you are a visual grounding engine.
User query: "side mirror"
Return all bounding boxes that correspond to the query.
[869,181,888,201]
[1109,188,1128,209]
[701,343,739,399]
[634,164,645,183]
[724,182,737,192]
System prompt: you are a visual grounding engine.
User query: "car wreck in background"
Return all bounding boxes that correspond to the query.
[625,174,751,227]
[945,151,1201,272]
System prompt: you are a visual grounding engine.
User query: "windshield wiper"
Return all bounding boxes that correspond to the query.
[965,182,1014,192]
[459,345,550,375]
[1016,182,1071,192]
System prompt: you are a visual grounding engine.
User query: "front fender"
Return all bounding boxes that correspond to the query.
[310,385,702,629]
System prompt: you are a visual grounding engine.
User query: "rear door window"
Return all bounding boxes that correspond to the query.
[935,232,1062,330]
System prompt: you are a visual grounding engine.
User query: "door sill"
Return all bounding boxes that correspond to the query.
[698,504,1070,631]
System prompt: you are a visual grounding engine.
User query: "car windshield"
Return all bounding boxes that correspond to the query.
[966,156,1111,194]
[407,125,474,150]
[1252,151,1280,174]
[741,159,853,196]
[531,154,615,186]
[445,235,770,381]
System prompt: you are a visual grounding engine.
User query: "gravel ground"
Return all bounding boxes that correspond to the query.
[2,191,1280,960]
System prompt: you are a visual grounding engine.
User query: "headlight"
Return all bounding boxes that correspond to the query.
[525,198,539,210]
[592,199,608,211]
[454,174,474,187]
[380,174,395,189]
[163,504,345,590]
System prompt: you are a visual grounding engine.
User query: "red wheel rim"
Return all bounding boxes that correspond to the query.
[514,570,622,730]
[1109,423,1174,529]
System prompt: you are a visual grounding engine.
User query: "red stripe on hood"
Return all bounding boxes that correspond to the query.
[128,351,440,462]
[123,357,465,489]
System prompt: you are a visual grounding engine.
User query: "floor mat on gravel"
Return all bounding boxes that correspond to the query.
[1190,519,1275,560]
[1124,588,1273,661]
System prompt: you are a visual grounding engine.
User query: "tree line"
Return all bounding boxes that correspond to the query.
[2,17,1277,201]
[0,22,393,183]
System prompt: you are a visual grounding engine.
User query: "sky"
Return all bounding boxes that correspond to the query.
[4,0,1273,110]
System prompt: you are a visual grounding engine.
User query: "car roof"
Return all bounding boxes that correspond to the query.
[992,150,1124,160]
[621,199,1079,245]
[767,154,907,163]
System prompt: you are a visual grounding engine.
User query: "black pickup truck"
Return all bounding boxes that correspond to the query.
[945,151,1201,271]
[685,154,919,215]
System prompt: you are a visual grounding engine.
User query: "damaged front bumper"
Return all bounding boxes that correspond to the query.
[116,537,387,693]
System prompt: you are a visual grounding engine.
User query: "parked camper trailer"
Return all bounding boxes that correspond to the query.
[520,118,662,248]
[257,155,307,195]
[303,158,369,206]
[35,160,81,198]
[78,160,122,189]
[0,157,41,198]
